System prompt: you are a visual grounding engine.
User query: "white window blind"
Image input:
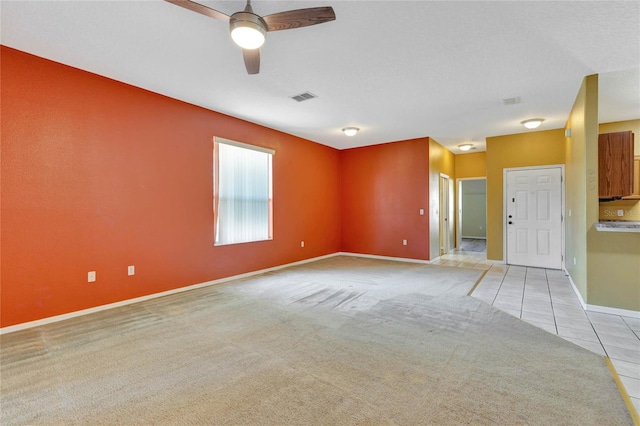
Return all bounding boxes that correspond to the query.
[214,138,273,245]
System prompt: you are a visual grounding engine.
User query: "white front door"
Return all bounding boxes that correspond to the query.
[506,167,563,269]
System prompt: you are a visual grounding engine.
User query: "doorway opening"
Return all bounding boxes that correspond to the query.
[456,178,487,253]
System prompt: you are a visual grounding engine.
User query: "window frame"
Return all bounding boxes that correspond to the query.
[213,137,274,246]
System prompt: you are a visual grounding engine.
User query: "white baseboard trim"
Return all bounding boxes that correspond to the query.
[0,252,341,335]
[563,269,639,318]
[564,268,588,310]
[461,236,487,240]
[338,252,432,264]
[586,304,640,319]
[11,252,631,335]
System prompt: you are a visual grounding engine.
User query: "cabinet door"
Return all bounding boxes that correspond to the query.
[598,131,634,198]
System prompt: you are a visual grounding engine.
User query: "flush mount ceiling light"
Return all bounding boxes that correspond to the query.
[458,143,473,152]
[230,11,266,50]
[521,118,545,129]
[342,127,359,136]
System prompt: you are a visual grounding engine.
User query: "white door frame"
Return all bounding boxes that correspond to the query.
[439,173,454,256]
[456,177,487,250]
[503,164,565,270]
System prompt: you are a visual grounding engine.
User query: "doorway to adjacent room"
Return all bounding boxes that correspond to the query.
[457,178,487,253]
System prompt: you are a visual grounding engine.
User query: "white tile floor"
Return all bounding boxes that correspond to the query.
[432,250,640,415]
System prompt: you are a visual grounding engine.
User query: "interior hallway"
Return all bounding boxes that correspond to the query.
[435,250,640,414]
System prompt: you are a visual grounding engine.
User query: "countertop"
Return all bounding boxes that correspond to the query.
[595,221,640,233]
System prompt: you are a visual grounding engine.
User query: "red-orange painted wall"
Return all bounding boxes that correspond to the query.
[340,139,431,260]
[1,47,341,327]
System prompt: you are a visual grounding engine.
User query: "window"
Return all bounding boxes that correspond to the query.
[213,137,273,245]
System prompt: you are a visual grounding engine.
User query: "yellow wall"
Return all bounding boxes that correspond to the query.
[587,120,640,311]
[565,74,599,304]
[454,152,487,247]
[429,138,455,259]
[485,129,566,261]
[455,152,486,178]
[564,76,640,312]
[587,230,640,311]
[599,200,640,221]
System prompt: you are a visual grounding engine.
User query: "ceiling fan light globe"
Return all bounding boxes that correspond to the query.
[230,12,266,49]
[231,27,265,49]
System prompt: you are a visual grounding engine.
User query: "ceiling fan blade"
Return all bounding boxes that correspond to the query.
[262,7,335,32]
[243,49,260,75]
[164,0,230,21]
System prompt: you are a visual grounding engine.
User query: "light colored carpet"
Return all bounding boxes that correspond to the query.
[0,256,633,425]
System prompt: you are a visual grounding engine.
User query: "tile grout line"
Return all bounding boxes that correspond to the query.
[518,267,526,319]
[620,317,640,341]
[489,264,508,307]
[585,313,612,359]
[544,268,559,335]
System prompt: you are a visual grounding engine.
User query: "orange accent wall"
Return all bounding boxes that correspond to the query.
[340,139,431,260]
[1,47,341,327]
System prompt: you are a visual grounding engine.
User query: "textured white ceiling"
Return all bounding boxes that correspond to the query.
[2,1,639,152]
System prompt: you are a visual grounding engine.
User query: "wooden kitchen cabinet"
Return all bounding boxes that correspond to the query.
[622,155,640,199]
[598,131,634,199]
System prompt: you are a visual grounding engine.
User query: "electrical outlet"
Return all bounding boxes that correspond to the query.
[419,209,424,216]
[403,239,407,246]
[617,210,624,217]
[301,241,305,248]
[88,271,96,283]
[128,265,135,276]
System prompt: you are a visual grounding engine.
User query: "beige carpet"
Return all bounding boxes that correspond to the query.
[0,256,633,425]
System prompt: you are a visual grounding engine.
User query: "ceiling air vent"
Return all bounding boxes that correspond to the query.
[290,92,317,102]
[502,97,521,106]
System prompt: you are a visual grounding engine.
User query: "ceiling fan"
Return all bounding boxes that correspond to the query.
[165,0,336,75]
